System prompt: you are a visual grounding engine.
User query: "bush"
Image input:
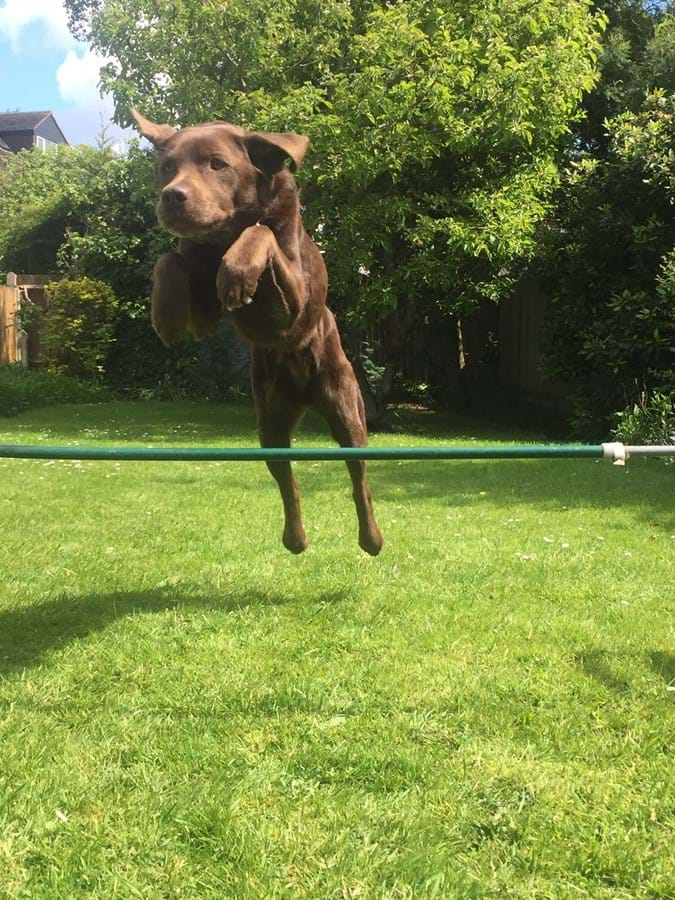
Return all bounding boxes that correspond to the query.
[0,365,110,417]
[42,278,119,380]
[613,391,675,447]
[105,307,251,400]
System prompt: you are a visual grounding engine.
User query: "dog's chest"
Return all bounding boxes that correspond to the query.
[230,266,293,344]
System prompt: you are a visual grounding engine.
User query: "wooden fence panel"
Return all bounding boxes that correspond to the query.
[499,278,567,408]
[0,285,19,365]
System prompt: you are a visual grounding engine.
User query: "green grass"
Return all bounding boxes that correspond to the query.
[0,401,673,899]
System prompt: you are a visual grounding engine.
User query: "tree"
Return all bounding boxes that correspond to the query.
[541,91,675,435]
[537,3,675,436]
[578,1,675,152]
[0,142,167,299]
[65,0,604,407]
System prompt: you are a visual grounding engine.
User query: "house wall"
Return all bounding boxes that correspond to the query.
[35,117,67,145]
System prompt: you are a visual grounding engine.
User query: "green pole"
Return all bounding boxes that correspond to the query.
[0,444,605,462]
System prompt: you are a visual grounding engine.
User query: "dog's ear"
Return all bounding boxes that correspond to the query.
[130,108,177,146]
[245,131,309,175]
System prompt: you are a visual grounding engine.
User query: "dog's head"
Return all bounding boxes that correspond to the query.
[131,109,308,241]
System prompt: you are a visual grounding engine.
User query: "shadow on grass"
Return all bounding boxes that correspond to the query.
[577,650,675,695]
[366,459,675,533]
[577,650,631,694]
[0,587,349,676]
[216,456,675,535]
[3,400,550,444]
[648,651,675,687]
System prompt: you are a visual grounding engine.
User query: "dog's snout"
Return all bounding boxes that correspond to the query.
[162,186,189,206]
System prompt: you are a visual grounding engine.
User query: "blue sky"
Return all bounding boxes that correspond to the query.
[0,0,132,146]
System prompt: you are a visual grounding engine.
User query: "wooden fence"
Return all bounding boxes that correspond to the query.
[0,274,50,366]
[498,278,567,407]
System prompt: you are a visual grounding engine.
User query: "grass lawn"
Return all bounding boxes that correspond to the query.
[0,400,673,899]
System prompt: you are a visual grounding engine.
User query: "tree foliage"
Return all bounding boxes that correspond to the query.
[65,0,604,324]
[578,1,674,151]
[0,143,168,300]
[541,91,675,435]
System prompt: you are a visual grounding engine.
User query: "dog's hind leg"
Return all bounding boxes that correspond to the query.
[312,328,383,557]
[253,351,308,554]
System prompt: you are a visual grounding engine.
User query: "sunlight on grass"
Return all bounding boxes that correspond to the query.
[0,402,673,898]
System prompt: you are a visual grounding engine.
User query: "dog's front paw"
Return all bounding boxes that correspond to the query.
[217,224,275,312]
[216,262,259,312]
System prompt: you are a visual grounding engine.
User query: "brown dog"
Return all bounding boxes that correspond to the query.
[131,109,383,556]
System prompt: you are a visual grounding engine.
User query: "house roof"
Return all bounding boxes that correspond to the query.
[0,111,52,132]
[0,111,68,145]
[0,137,11,153]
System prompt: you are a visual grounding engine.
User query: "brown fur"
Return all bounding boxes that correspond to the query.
[132,109,383,555]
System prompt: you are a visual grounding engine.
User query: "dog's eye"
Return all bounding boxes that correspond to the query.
[160,159,175,176]
[210,158,228,170]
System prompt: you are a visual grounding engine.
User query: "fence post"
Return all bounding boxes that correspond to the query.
[1,274,21,365]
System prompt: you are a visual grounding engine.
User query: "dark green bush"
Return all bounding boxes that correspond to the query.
[105,308,251,401]
[613,391,675,447]
[0,365,110,417]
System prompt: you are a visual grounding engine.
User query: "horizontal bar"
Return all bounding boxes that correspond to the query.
[0,443,605,462]
[625,445,675,456]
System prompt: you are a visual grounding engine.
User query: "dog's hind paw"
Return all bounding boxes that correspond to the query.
[359,529,383,557]
[282,526,308,555]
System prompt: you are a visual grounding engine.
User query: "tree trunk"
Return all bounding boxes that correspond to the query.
[449,315,471,409]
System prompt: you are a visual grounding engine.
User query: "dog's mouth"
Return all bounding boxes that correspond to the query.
[157,205,260,242]
[156,204,235,241]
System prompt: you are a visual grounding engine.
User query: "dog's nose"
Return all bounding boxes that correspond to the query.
[162,186,188,206]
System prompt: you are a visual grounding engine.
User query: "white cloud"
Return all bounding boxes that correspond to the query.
[56,46,107,107]
[0,0,75,52]
[56,46,135,148]
[0,0,134,148]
